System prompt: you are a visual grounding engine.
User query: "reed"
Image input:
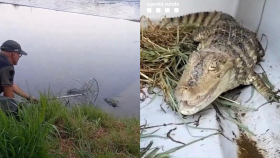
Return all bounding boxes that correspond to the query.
[0,92,139,158]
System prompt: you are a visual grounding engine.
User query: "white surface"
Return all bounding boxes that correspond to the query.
[234,0,280,157]
[140,87,239,158]
[141,0,280,157]
[235,0,265,32]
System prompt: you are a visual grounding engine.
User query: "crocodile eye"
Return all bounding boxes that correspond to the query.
[209,61,218,71]
[176,86,188,93]
[209,56,225,71]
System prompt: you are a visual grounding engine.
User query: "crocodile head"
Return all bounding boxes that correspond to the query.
[174,50,235,115]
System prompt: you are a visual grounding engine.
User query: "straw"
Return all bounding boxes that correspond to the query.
[140,17,198,108]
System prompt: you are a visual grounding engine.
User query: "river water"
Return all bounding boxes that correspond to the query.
[0,3,140,118]
[0,0,140,20]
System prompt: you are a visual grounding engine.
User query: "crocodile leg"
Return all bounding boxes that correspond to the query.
[189,26,216,51]
[250,72,280,102]
[191,26,214,42]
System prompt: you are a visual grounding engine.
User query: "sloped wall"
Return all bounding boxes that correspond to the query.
[234,0,266,33]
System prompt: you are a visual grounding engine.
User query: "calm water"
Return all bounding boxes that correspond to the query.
[0,4,140,118]
[0,0,140,20]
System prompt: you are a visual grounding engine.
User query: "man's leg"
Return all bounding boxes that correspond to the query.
[0,96,20,113]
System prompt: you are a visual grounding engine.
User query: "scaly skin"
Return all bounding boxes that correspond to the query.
[158,11,236,29]
[158,11,265,61]
[167,12,278,115]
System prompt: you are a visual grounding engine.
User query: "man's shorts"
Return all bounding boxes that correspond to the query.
[0,96,20,113]
[0,96,29,114]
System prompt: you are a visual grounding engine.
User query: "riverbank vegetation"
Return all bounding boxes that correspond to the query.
[0,93,139,158]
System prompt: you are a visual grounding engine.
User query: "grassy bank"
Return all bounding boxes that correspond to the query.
[0,94,139,158]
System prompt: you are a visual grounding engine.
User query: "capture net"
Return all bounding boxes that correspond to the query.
[56,77,99,105]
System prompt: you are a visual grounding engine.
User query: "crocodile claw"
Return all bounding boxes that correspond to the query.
[266,89,280,103]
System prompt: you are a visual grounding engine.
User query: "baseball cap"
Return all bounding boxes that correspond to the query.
[0,40,27,55]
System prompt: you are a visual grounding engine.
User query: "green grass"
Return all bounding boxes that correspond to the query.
[0,93,140,158]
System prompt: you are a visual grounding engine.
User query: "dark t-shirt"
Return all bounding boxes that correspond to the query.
[0,54,14,94]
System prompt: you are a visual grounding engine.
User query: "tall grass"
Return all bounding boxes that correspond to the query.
[0,93,139,158]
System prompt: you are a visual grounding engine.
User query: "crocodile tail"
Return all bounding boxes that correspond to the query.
[158,11,234,29]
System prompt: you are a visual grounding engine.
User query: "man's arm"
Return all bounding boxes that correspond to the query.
[3,86,14,98]
[1,66,37,102]
[13,83,30,98]
[13,83,37,101]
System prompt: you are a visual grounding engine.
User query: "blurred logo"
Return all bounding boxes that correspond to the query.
[146,2,179,13]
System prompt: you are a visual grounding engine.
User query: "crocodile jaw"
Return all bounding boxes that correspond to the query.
[177,69,232,115]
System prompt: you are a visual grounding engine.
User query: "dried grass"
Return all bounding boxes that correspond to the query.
[140,17,198,110]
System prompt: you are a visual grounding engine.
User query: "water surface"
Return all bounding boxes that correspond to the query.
[0,4,140,118]
[0,0,140,20]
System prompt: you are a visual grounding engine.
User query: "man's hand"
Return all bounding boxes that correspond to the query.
[27,96,39,103]
[12,83,39,102]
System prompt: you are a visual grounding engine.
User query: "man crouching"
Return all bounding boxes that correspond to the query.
[0,40,38,113]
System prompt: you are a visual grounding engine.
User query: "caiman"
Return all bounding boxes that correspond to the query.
[157,11,279,115]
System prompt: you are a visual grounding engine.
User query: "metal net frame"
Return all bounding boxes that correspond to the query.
[54,77,99,105]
